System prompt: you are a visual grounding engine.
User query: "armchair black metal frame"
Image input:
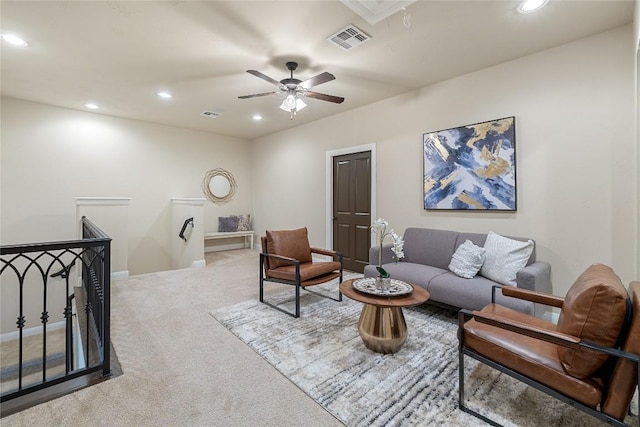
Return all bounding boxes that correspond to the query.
[259,249,343,318]
[458,286,640,427]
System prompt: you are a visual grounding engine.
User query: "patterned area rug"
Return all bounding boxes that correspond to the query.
[210,281,638,426]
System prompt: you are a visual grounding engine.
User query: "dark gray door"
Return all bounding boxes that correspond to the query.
[332,151,372,273]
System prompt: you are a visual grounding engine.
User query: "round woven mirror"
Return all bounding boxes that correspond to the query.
[202,168,236,203]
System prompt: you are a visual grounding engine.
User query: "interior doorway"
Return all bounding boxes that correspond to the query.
[332,150,372,273]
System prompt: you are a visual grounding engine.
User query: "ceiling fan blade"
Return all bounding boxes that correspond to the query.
[246,70,281,87]
[238,91,278,99]
[300,72,335,89]
[304,91,344,104]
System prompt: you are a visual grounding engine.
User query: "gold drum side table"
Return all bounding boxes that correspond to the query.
[339,279,430,354]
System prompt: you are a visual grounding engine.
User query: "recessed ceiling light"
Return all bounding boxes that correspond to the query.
[252,114,263,121]
[156,91,173,99]
[1,33,29,47]
[84,103,99,110]
[517,0,548,13]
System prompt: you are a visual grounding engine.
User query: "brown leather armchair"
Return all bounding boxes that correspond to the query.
[259,227,343,318]
[458,264,639,426]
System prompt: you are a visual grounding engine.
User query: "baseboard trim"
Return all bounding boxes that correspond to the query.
[204,243,247,253]
[191,260,206,268]
[112,270,129,281]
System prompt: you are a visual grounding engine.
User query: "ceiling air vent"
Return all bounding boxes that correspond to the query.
[200,111,222,118]
[327,24,371,51]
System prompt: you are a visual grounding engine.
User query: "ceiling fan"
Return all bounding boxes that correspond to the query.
[238,61,344,118]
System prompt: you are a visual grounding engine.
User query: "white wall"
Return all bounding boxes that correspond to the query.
[0,98,252,275]
[1,24,636,301]
[252,25,637,296]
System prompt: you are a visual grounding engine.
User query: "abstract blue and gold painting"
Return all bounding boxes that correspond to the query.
[423,116,516,211]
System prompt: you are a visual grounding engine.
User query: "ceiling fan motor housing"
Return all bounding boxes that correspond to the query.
[282,62,302,88]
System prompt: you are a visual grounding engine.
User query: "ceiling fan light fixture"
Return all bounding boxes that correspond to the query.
[241,61,341,118]
[280,93,296,112]
[280,94,307,113]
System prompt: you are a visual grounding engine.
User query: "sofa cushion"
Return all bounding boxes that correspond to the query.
[266,228,312,269]
[403,228,459,270]
[364,262,447,291]
[429,272,533,314]
[480,232,534,286]
[449,239,485,279]
[556,264,629,379]
[455,232,487,251]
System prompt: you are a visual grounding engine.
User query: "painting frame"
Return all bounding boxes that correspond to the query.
[423,116,517,211]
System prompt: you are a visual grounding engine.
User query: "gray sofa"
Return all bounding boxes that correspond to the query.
[363,227,551,315]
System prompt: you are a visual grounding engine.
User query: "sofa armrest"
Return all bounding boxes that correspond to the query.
[368,243,394,265]
[516,261,552,294]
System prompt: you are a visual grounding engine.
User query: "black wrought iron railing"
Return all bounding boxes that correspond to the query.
[0,217,112,403]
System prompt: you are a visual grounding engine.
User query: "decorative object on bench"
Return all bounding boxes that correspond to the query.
[458,264,639,427]
[370,218,404,291]
[218,214,251,232]
[423,116,516,211]
[364,227,551,316]
[259,227,343,318]
[202,168,236,204]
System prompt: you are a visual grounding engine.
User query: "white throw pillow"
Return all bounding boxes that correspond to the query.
[448,240,486,279]
[480,231,534,287]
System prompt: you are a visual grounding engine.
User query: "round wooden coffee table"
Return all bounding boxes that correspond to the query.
[339,278,430,354]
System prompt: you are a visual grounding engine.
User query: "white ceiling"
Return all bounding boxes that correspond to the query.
[0,1,634,140]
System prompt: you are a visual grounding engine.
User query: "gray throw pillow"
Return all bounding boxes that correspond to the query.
[218,216,239,232]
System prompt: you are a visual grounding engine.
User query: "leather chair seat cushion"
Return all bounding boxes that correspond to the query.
[268,261,342,284]
[464,304,604,407]
[556,264,629,379]
[266,228,312,269]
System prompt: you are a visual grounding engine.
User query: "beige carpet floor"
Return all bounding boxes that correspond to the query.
[1,249,343,426]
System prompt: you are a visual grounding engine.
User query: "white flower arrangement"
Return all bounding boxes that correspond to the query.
[371,218,405,278]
